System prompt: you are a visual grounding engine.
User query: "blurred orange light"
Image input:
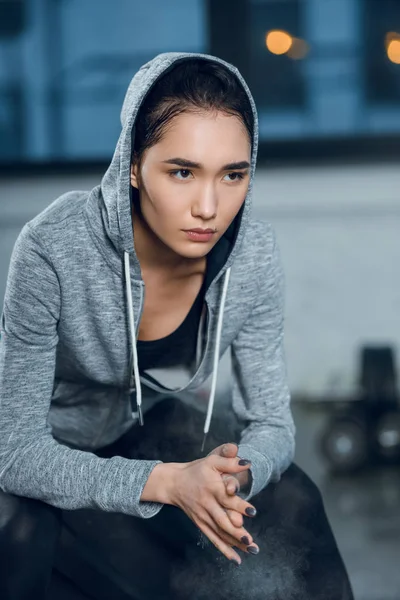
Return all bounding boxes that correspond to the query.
[385,31,400,49]
[265,30,293,55]
[287,37,310,60]
[387,39,400,64]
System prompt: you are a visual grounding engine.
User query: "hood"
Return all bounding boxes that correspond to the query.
[94,52,259,451]
[99,51,259,275]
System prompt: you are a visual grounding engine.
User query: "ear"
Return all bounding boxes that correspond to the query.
[130,162,139,189]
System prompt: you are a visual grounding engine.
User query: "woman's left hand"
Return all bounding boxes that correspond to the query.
[207,443,250,529]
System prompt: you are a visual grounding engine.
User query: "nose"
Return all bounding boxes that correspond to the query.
[191,182,217,221]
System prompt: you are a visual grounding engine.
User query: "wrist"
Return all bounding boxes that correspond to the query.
[141,462,184,506]
[235,469,250,486]
[234,468,252,493]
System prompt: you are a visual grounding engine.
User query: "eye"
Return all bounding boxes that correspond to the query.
[170,169,193,180]
[223,172,246,182]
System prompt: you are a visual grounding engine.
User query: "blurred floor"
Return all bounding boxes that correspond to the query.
[1,170,399,599]
[293,403,400,600]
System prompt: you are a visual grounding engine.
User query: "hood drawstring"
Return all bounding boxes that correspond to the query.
[124,251,231,453]
[201,265,231,453]
[124,252,143,426]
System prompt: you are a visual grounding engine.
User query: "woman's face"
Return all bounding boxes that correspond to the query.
[130,110,251,260]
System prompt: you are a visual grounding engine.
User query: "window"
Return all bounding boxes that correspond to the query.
[364,0,400,103]
[0,0,207,163]
[0,0,26,37]
[248,0,306,109]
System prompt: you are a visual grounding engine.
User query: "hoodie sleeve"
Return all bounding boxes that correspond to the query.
[0,224,163,519]
[232,227,295,501]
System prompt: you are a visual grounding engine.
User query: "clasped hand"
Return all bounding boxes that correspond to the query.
[208,442,254,531]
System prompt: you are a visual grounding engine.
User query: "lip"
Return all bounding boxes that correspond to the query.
[184,228,215,233]
[183,229,216,243]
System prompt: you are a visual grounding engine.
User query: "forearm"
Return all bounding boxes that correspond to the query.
[0,432,165,518]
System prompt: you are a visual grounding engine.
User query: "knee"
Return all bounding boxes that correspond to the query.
[252,464,325,531]
[0,491,61,598]
[278,464,323,511]
[0,490,20,532]
[0,489,61,549]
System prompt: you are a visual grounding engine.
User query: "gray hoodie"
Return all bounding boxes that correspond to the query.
[0,52,295,520]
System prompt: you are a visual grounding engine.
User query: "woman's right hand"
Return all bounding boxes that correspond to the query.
[168,454,258,565]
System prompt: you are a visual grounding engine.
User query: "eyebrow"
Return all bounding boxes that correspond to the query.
[162,158,251,170]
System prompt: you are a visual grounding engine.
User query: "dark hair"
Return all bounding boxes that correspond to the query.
[131,58,254,166]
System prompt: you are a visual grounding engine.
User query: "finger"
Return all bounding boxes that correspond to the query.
[226,508,243,528]
[210,502,255,548]
[217,489,257,521]
[220,478,243,524]
[205,510,258,555]
[221,474,240,496]
[219,490,257,519]
[227,482,237,495]
[208,443,239,459]
[210,455,252,475]
[221,443,239,458]
[206,518,249,553]
[199,519,242,565]
[207,444,225,457]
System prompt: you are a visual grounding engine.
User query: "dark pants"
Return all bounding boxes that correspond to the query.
[0,397,354,600]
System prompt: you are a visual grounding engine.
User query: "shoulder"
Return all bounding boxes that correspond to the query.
[235,218,278,276]
[27,191,89,237]
[230,218,284,313]
[246,218,276,250]
[26,190,90,249]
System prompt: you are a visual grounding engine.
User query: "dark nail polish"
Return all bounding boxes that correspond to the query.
[247,546,259,555]
[245,507,257,517]
[241,535,250,545]
[239,459,251,466]
[232,559,240,567]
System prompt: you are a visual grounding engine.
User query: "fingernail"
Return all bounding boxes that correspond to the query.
[231,559,241,567]
[238,459,251,466]
[247,546,259,555]
[241,535,250,545]
[245,507,257,517]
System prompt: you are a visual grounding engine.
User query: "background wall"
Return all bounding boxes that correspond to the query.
[257,163,400,396]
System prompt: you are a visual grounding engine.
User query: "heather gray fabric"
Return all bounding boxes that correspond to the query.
[0,52,295,520]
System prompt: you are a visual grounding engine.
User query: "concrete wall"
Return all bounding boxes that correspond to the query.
[254,163,400,397]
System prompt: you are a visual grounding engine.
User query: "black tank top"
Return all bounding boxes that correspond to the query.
[136,270,208,372]
[135,228,234,373]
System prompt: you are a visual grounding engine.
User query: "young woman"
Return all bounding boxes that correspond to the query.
[0,53,353,599]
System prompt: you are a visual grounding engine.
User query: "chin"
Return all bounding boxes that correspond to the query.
[172,243,211,260]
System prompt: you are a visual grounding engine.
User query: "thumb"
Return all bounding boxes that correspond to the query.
[208,443,239,459]
[222,474,241,495]
[211,455,251,474]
